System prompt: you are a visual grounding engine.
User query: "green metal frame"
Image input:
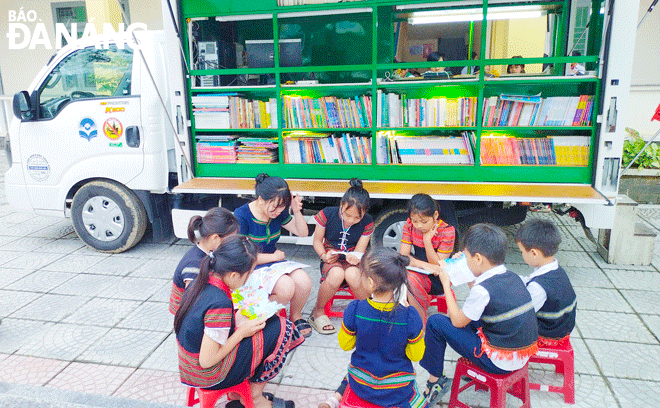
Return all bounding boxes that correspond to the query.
[179,0,603,184]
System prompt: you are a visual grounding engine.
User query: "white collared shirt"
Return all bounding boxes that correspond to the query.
[522,260,559,312]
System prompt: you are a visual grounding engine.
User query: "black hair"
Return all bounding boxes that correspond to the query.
[360,248,409,305]
[174,235,258,334]
[187,207,239,244]
[514,219,562,257]
[507,55,526,74]
[427,52,445,62]
[255,173,292,209]
[407,193,439,218]
[571,51,581,57]
[340,178,370,217]
[462,223,507,265]
[471,51,478,59]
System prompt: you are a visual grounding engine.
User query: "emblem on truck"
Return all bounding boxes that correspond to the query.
[103,118,123,140]
[79,118,98,141]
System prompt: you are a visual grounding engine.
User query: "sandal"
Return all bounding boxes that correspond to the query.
[308,315,337,335]
[293,319,313,338]
[272,396,295,408]
[424,376,451,407]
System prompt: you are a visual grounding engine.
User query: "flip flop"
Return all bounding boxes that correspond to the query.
[272,396,295,408]
[293,319,313,338]
[308,315,337,335]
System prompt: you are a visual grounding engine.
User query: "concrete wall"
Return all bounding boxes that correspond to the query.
[0,0,162,96]
[488,17,546,74]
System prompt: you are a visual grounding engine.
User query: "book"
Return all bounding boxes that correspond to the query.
[330,250,364,259]
[444,254,475,286]
[231,286,284,320]
[241,261,310,295]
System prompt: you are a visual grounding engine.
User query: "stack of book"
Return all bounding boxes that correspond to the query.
[192,95,230,129]
[282,95,372,129]
[376,91,478,128]
[482,94,594,127]
[377,132,475,165]
[283,133,371,164]
[195,135,238,164]
[480,135,591,166]
[229,96,278,129]
[236,138,279,163]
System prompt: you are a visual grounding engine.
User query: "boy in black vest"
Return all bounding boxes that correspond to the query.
[515,219,577,346]
[421,224,538,407]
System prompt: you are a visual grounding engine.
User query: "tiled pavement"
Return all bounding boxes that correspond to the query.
[1,168,660,406]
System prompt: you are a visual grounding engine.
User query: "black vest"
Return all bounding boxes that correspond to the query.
[479,270,539,351]
[528,266,577,340]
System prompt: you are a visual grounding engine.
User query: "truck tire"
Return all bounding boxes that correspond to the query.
[372,206,408,251]
[71,180,148,253]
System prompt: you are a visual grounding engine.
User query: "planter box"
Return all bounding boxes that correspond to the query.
[619,168,660,204]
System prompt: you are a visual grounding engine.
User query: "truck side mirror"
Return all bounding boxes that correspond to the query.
[13,91,34,121]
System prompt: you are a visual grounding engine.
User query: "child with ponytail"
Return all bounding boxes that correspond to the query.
[308,178,373,335]
[336,248,427,408]
[234,173,312,337]
[170,207,239,314]
[174,235,304,408]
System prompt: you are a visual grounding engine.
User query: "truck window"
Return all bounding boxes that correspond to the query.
[38,46,133,119]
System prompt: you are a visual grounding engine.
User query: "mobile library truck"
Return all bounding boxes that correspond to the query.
[5,0,639,252]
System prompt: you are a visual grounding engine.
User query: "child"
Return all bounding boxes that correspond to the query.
[402,194,456,325]
[420,224,538,406]
[309,178,373,335]
[174,235,304,408]
[515,219,577,345]
[170,207,239,315]
[234,173,312,337]
[507,55,526,74]
[423,52,450,78]
[338,248,427,408]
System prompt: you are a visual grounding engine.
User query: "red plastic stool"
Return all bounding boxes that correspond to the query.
[186,379,254,408]
[339,384,383,408]
[324,286,355,318]
[448,357,530,408]
[528,337,575,404]
[430,289,456,314]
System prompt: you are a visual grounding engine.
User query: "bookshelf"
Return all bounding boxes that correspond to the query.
[180,0,603,184]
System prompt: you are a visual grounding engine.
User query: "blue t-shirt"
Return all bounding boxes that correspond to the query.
[234,203,292,254]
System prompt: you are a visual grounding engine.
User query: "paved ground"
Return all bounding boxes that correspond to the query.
[1,155,660,407]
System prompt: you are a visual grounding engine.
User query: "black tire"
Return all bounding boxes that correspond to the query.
[372,205,408,251]
[71,180,148,253]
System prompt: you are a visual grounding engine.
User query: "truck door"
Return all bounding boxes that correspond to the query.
[19,45,143,212]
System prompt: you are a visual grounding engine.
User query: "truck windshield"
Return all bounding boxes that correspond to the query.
[38,45,133,119]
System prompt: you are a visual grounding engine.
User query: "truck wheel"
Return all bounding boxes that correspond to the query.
[71,180,148,253]
[372,206,408,251]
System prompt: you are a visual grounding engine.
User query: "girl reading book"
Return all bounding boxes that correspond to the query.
[174,235,304,408]
[401,194,456,326]
[308,178,373,335]
[234,173,312,337]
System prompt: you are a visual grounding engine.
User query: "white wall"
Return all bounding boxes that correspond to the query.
[626,0,660,138]
[0,0,162,96]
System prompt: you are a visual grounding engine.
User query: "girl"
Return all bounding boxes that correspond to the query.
[338,248,427,408]
[170,207,239,315]
[308,178,373,335]
[174,235,304,408]
[234,173,312,337]
[401,194,456,325]
[507,56,526,74]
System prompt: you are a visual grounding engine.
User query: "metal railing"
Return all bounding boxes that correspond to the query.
[0,96,12,142]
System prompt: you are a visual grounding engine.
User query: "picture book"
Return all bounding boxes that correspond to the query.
[241,261,310,296]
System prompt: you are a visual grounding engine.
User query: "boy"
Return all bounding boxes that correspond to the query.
[420,224,538,406]
[515,219,577,345]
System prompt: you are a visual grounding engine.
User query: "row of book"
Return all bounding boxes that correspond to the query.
[196,136,278,164]
[377,132,475,165]
[283,133,371,164]
[192,94,278,129]
[481,94,594,127]
[376,91,478,128]
[480,135,591,166]
[278,0,365,5]
[282,95,372,129]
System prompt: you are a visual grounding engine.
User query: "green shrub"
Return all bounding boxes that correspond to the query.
[622,128,660,169]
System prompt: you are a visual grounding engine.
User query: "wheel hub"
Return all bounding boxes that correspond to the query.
[382,221,405,251]
[81,196,125,241]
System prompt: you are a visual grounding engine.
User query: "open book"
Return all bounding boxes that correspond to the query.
[406,254,475,286]
[330,250,363,259]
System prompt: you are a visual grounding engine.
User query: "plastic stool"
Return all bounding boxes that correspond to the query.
[324,286,355,318]
[528,337,575,404]
[448,357,530,408]
[429,289,456,314]
[339,384,383,408]
[187,379,254,408]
